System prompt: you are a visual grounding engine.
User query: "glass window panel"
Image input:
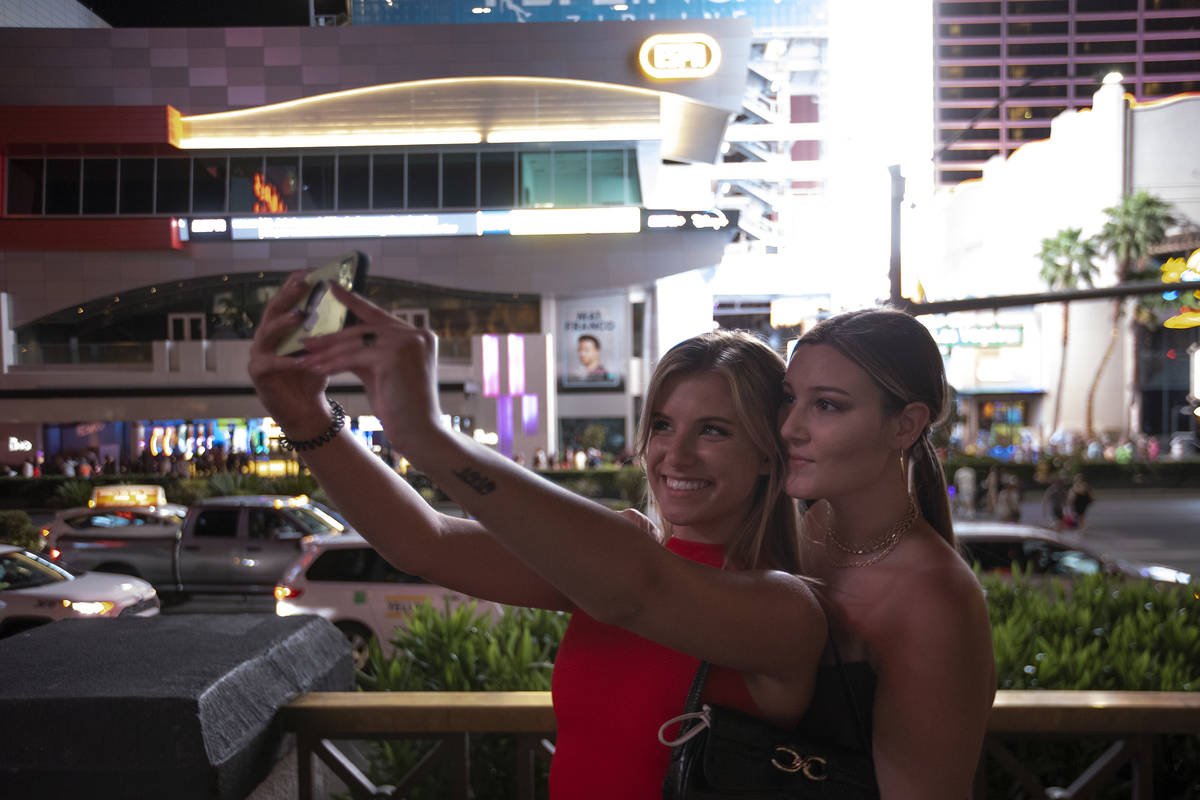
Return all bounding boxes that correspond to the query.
[337,154,369,210]
[263,156,298,213]
[518,152,551,208]
[590,150,626,205]
[192,156,226,213]
[82,159,118,214]
[156,158,190,213]
[407,153,439,209]
[119,158,154,214]
[626,149,641,203]
[229,156,261,213]
[6,159,43,214]
[553,151,587,207]
[480,152,515,207]
[301,155,335,210]
[441,152,477,209]
[372,154,406,209]
[45,159,81,215]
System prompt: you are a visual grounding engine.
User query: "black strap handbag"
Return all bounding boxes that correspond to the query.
[659,642,879,799]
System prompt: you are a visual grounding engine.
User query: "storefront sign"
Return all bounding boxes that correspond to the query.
[639,33,721,79]
[934,325,1023,349]
[7,436,31,452]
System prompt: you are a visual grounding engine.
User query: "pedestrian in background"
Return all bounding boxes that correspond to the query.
[1063,474,1094,530]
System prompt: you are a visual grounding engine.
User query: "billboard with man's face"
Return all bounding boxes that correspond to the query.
[558,295,625,391]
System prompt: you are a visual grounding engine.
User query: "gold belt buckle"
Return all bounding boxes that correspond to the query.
[771,746,829,781]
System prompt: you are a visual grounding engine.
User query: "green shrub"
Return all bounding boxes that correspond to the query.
[0,509,42,551]
[51,479,93,509]
[166,478,210,505]
[983,570,1200,797]
[207,472,263,496]
[353,601,568,800]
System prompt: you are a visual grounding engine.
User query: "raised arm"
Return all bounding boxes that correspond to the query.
[249,272,570,610]
[291,284,826,694]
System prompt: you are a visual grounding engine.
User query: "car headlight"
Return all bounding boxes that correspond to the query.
[62,599,116,616]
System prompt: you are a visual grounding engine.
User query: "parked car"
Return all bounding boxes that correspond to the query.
[0,544,159,637]
[274,533,503,671]
[955,521,1193,585]
[41,484,187,551]
[52,494,349,597]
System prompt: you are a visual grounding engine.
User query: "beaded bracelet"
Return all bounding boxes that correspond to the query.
[279,396,346,452]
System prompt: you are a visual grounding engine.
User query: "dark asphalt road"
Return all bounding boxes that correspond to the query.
[1006,487,1200,577]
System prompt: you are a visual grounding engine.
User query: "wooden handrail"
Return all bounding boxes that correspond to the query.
[282,690,1200,800]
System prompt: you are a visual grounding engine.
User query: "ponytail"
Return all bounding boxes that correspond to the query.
[908,434,953,546]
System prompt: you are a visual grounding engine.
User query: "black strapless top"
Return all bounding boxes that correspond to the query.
[794,660,877,754]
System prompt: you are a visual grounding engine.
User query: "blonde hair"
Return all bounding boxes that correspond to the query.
[796,308,954,545]
[635,330,800,572]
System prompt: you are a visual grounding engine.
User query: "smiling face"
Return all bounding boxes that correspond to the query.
[644,371,768,544]
[779,344,903,504]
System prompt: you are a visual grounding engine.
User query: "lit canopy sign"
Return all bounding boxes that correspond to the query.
[639,33,722,79]
[181,207,737,241]
[934,325,1023,349]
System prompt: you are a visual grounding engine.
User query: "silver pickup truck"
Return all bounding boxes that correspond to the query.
[53,494,349,596]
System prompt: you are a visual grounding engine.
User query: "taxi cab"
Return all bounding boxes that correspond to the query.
[274,533,503,671]
[40,485,187,552]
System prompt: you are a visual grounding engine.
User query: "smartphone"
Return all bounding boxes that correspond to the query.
[275,250,369,356]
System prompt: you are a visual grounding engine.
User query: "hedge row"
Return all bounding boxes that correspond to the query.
[352,572,1199,799]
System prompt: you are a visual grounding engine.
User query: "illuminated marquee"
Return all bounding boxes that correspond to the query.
[639,33,721,80]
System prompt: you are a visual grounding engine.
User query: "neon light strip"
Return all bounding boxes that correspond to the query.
[507,334,526,396]
[481,335,500,398]
[179,130,483,149]
[486,125,662,143]
[496,395,514,458]
[522,395,539,436]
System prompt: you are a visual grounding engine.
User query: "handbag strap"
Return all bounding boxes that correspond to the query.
[683,659,710,714]
[827,634,873,756]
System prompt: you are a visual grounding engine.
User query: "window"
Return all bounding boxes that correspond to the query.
[229,156,262,213]
[156,158,190,213]
[307,547,427,583]
[119,159,154,214]
[372,154,406,208]
[590,150,626,205]
[6,159,43,214]
[248,509,303,540]
[191,508,239,538]
[442,152,477,208]
[554,151,587,206]
[407,153,439,208]
[45,159,81,215]
[82,159,117,214]
[301,155,335,210]
[480,151,515,207]
[338,154,369,209]
[519,152,551,207]
[263,156,298,213]
[192,157,226,213]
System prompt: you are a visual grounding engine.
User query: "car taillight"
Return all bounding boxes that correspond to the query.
[40,527,50,539]
[274,584,303,601]
[48,547,63,561]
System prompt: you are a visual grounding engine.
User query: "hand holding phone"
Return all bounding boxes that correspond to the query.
[275,251,369,356]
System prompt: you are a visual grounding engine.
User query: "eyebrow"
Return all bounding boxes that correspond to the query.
[783,381,852,397]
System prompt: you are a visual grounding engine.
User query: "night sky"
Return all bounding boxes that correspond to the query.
[80,0,323,27]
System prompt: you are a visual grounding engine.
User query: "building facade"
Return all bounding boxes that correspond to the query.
[934,0,1200,184]
[0,19,750,468]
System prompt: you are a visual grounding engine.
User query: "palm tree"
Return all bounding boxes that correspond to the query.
[1038,228,1100,438]
[1093,191,1176,439]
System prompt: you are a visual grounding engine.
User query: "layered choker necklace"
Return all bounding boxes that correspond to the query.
[824,497,919,568]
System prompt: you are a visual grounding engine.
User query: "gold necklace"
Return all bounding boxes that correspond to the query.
[824,497,919,568]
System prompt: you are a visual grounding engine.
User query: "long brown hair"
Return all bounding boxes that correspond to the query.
[795,308,955,545]
[635,330,800,572]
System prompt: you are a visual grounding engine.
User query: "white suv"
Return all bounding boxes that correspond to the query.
[274,533,502,670]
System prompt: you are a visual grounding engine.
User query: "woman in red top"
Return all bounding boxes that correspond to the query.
[248,274,825,797]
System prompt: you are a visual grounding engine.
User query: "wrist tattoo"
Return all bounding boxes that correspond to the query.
[452,466,496,495]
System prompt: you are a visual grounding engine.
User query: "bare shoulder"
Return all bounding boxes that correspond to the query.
[870,526,991,660]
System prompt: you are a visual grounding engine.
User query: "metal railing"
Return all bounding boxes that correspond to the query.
[281,689,1200,800]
